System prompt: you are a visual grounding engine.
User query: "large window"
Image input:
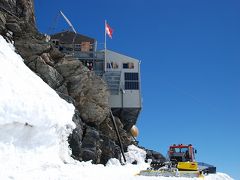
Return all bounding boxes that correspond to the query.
[81,41,92,52]
[123,62,134,69]
[107,62,119,69]
[124,72,139,90]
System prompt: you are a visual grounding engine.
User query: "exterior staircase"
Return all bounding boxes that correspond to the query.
[103,71,121,95]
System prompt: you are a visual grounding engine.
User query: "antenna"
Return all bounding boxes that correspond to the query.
[59,11,77,33]
[47,13,60,35]
[59,10,77,56]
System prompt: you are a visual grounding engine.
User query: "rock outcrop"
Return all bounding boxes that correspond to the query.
[0,0,36,38]
[0,0,165,165]
[55,58,110,125]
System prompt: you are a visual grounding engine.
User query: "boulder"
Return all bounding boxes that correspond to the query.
[143,148,166,163]
[5,22,21,34]
[115,116,132,148]
[54,58,84,78]
[99,135,121,164]
[41,53,54,66]
[15,38,51,59]
[0,0,16,15]
[56,93,84,160]
[55,58,110,126]
[27,56,64,89]
[16,0,36,27]
[0,12,6,34]
[98,115,133,164]
[57,92,74,104]
[100,116,132,150]
[56,84,69,95]
[49,47,65,61]
[81,126,101,163]
[68,109,84,160]
[0,0,36,33]
[0,12,6,25]
[99,117,117,141]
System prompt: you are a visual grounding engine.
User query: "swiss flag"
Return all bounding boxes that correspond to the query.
[105,23,113,39]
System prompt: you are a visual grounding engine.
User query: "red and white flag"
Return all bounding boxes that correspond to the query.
[105,23,113,39]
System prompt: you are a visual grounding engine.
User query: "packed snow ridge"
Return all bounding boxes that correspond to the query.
[0,35,233,180]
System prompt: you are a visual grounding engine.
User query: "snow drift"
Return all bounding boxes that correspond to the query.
[0,35,233,180]
[0,35,75,179]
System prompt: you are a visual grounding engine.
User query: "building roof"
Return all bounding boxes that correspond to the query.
[50,31,95,44]
[105,49,139,63]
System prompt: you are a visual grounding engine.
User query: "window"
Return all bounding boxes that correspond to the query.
[123,62,134,69]
[81,41,92,52]
[124,72,139,90]
[107,62,119,69]
[74,44,81,51]
[123,63,129,69]
[51,40,59,46]
[66,47,73,51]
[75,44,81,48]
[125,73,138,81]
[125,82,139,90]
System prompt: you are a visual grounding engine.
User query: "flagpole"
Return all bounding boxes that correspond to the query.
[104,20,107,72]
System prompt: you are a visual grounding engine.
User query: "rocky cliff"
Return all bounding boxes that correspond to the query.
[0,0,165,164]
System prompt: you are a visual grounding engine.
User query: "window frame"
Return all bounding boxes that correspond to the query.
[124,72,139,90]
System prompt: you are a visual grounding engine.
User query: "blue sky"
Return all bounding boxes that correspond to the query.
[35,0,240,179]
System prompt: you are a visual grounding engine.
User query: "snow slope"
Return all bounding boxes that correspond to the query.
[0,35,234,180]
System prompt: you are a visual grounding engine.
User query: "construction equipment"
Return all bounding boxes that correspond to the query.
[139,144,216,178]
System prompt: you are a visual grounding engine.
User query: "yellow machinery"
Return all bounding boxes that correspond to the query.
[177,162,198,171]
[139,144,216,178]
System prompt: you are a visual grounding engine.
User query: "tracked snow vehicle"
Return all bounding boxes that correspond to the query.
[139,144,216,178]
